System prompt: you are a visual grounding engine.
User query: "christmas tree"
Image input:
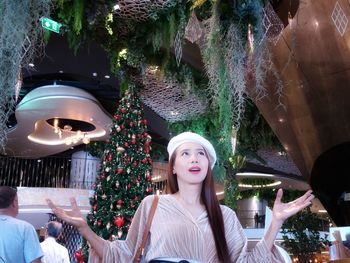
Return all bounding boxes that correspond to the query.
[77,87,153,262]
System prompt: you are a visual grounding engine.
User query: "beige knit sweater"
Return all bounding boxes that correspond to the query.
[89,195,284,263]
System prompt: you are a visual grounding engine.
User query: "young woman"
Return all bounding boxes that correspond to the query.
[47,132,314,263]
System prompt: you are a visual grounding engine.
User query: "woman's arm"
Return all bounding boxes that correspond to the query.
[263,189,314,250]
[46,198,105,258]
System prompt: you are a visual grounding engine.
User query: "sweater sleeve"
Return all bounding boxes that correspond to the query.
[222,206,285,263]
[88,195,155,263]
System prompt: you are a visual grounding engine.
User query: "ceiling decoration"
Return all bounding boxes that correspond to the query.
[5,85,111,158]
[115,0,175,22]
[247,148,301,176]
[139,67,208,122]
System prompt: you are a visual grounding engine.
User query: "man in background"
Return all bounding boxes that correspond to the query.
[40,221,70,263]
[0,186,43,263]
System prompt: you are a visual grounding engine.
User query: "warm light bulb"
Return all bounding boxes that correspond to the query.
[65,138,72,145]
[83,136,90,144]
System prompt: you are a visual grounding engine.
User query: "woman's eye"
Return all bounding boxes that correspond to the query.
[181,152,189,156]
[198,151,205,156]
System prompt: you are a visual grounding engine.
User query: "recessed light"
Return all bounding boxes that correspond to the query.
[28,63,35,67]
[59,70,64,73]
[37,159,41,163]
[104,75,110,79]
[92,72,98,77]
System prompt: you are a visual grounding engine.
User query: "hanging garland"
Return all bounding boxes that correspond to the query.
[0,0,52,151]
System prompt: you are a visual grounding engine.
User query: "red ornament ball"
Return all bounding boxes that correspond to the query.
[75,251,83,261]
[129,121,134,127]
[114,216,125,228]
[117,168,123,174]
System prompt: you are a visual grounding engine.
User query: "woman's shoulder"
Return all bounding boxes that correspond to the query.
[141,194,172,205]
[219,204,238,218]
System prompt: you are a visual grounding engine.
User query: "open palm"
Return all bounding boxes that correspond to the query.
[272,189,314,223]
[46,197,87,229]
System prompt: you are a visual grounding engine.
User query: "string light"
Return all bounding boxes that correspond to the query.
[53,118,91,145]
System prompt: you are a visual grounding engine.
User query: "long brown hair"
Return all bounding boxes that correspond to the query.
[167,151,230,262]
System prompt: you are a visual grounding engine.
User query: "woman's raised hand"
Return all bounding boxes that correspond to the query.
[46,197,88,230]
[272,189,314,223]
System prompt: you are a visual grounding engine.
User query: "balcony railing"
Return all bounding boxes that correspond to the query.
[0,155,168,195]
[0,156,71,188]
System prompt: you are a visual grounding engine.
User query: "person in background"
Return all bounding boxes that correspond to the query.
[40,221,70,263]
[47,132,314,263]
[0,186,43,263]
[254,212,259,228]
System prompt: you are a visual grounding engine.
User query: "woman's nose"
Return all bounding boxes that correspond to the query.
[190,154,199,163]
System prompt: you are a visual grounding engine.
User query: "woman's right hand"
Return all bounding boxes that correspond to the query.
[46,197,88,230]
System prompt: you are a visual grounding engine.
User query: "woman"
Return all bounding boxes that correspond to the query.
[47,132,314,262]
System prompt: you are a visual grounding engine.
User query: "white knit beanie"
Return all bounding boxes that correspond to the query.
[167,132,217,169]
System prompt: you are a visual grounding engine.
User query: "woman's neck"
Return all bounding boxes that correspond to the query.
[173,183,203,206]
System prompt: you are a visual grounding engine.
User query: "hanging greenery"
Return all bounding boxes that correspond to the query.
[0,0,52,151]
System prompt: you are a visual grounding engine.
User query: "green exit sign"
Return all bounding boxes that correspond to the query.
[41,17,62,33]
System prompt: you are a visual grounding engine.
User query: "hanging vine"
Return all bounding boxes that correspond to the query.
[0,0,52,151]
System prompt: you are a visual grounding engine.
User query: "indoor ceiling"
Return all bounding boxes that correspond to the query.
[6,33,170,157]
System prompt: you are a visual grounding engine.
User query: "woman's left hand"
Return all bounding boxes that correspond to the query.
[272,189,314,224]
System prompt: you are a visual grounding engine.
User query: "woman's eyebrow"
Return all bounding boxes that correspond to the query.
[179,148,204,153]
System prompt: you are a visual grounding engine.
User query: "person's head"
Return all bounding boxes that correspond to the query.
[46,221,63,239]
[167,132,217,193]
[0,186,19,217]
[166,132,229,262]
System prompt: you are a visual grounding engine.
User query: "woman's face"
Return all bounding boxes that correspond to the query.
[173,142,209,185]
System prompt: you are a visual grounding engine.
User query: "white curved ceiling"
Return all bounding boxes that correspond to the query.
[5,84,112,158]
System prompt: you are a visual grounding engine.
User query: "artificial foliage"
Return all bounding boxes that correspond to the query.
[281,208,328,262]
[78,87,153,262]
[0,0,51,151]
[49,0,285,155]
